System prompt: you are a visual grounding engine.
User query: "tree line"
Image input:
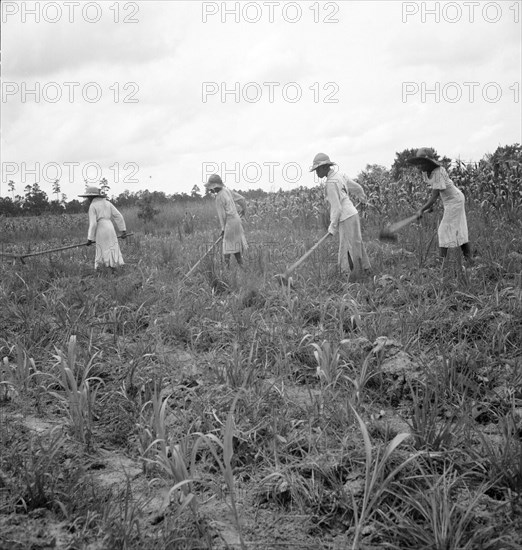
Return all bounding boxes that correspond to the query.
[1,145,519,217]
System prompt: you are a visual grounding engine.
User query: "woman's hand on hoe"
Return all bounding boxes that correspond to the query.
[86,239,95,246]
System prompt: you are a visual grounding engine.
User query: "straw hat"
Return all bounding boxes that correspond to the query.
[407,147,442,168]
[78,185,104,198]
[310,153,335,172]
[204,174,224,190]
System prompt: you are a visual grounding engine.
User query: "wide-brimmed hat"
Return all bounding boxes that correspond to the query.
[310,153,335,172]
[78,185,104,198]
[407,147,443,167]
[204,174,224,190]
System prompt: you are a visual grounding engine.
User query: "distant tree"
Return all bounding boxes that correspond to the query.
[0,196,22,216]
[491,143,522,178]
[8,180,15,198]
[191,184,201,198]
[23,183,49,215]
[391,148,419,181]
[64,199,84,214]
[137,191,160,224]
[52,179,61,201]
[100,177,110,196]
[391,147,451,182]
[48,200,64,214]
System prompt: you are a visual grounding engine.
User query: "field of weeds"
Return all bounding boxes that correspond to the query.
[1,186,522,549]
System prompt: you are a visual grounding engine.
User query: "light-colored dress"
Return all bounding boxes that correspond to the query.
[426,167,468,247]
[324,168,370,274]
[87,197,126,268]
[215,187,248,255]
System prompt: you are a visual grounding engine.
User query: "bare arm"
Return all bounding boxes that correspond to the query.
[417,189,440,218]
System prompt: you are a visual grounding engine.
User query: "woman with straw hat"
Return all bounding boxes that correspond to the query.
[310,153,371,280]
[205,174,247,267]
[408,147,471,263]
[79,185,127,271]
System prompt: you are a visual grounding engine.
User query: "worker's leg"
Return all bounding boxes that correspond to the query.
[337,219,351,276]
[345,215,371,277]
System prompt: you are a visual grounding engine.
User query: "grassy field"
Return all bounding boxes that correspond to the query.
[1,189,521,549]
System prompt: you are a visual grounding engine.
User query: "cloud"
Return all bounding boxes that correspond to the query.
[3,4,188,78]
[1,1,520,200]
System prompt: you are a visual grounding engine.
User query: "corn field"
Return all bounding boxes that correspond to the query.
[0,150,521,549]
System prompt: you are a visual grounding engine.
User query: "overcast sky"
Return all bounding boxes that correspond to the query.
[1,0,521,199]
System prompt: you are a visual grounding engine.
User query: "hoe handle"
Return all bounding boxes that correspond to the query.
[283,233,331,278]
[386,214,419,233]
[181,235,223,283]
[19,233,133,259]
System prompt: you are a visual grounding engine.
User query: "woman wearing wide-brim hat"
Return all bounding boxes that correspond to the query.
[205,174,248,267]
[310,153,371,281]
[79,185,127,271]
[408,147,471,263]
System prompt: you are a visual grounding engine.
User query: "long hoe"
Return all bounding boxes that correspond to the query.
[180,235,223,284]
[1,233,134,264]
[274,232,331,286]
[378,214,419,242]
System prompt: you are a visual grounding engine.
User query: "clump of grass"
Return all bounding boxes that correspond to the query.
[0,342,39,401]
[191,390,247,550]
[349,407,417,549]
[382,466,501,550]
[47,335,103,450]
[17,426,67,513]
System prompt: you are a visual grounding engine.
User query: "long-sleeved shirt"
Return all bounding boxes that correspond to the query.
[87,197,126,241]
[230,190,247,218]
[324,168,366,234]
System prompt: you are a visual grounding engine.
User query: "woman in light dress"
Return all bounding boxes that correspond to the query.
[79,185,127,271]
[310,152,371,280]
[204,174,247,267]
[409,147,471,262]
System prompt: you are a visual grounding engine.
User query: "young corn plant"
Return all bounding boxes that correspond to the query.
[217,338,259,389]
[383,467,498,549]
[136,388,198,520]
[350,407,418,550]
[408,380,462,452]
[308,337,350,389]
[191,389,246,550]
[0,342,39,400]
[100,475,144,549]
[135,385,166,475]
[48,335,103,450]
[345,351,379,406]
[19,425,67,513]
[473,410,522,516]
